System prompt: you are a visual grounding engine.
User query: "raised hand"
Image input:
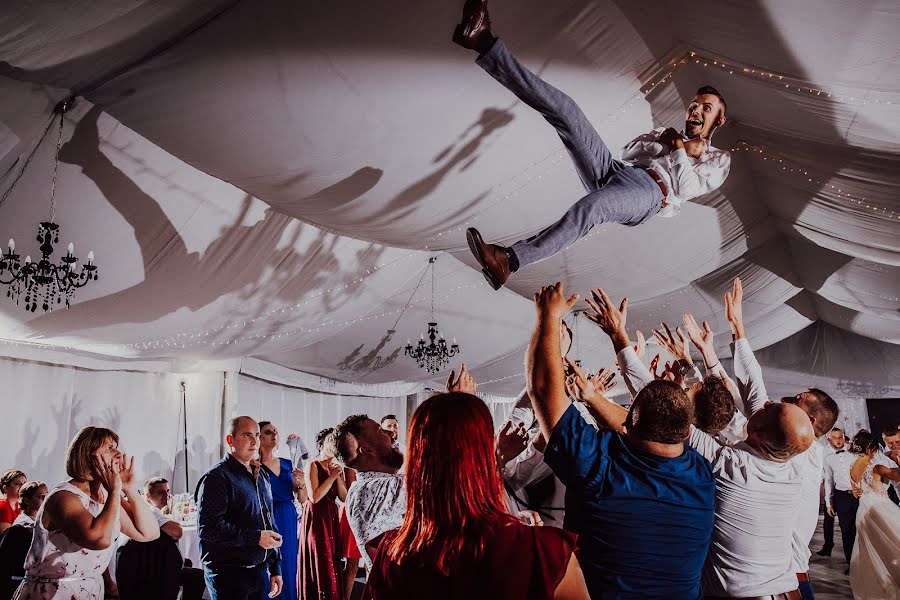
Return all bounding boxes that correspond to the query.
[683,313,717,366]
[583,288,629,352]
[118,453,137,490]
[533,282,579,321]
[92,454,122,494]
[564,357,597,403]
[653,322,692,363]
[633,330,646,359]
[649,354,663,380]
[496,421,529,466]
[592,367,616,395]
[724,277,746,340]
[446,363,477,395]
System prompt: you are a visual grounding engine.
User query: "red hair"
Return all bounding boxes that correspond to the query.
[387,391,512,575]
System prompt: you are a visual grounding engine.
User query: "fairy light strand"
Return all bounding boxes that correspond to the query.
[733,141,898,219]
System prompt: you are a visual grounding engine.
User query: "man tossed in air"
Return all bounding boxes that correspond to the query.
[455,0,731,290]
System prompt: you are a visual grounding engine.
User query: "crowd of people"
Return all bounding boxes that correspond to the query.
[1,276,898,600]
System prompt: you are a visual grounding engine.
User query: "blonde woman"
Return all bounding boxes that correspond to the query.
[12,482,48,527]
[14,426,159,600]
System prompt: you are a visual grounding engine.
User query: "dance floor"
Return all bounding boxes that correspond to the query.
[807,513,853,599]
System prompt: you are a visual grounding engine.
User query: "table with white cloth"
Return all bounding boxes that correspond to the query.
[178,524,202,568]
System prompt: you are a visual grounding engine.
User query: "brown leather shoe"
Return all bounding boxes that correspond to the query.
[452,0,495,53]
[466,227,511,290]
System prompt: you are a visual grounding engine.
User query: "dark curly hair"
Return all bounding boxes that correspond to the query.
[316,427,335,453]
[849,430,880,455]
[334,414,371,467]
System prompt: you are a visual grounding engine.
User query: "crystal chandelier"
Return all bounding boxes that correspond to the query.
[405,257,459,374]
[0,99,99,312]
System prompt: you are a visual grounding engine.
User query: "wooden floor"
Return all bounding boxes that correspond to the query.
[806,513,854,599]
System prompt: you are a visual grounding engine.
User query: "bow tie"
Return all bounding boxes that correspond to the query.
[836,450,845,454]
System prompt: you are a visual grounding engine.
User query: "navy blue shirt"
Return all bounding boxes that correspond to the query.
[196,454,281,576]
[545,404,715,599]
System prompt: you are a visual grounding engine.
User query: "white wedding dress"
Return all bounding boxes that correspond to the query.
[849,462,900,600]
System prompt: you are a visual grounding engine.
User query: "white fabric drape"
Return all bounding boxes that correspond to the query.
[0,1,897,397]
[0,357,225,494]
[235,374,410,456]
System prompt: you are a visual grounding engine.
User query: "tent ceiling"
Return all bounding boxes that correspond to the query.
[0,1,897,395]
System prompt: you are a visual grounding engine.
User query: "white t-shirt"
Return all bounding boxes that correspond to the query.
[150,505,172,528]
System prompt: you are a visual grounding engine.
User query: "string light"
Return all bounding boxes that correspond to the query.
[138,282,486,351]
[732,141,898,219]
[679,50,895,107]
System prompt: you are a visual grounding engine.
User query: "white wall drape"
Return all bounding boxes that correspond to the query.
[0,357,413,496]
[234,374,409,459]
[0,357,225,494]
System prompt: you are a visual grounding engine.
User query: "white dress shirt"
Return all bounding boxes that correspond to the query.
[689,428,804,596]
[150,505,173,528]
[344,470,406,569]
[620,128,731,217]
[501,400,568,529]
[824,450,857,508]
[731,338,824,574]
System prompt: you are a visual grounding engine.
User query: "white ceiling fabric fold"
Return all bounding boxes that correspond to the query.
[0,0,897,396]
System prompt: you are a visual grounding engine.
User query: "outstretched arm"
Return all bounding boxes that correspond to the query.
[653,323,702,387]
[583,287,651,397]
[565,359,627,432]
[874,465,900,483]
[527,283,579,442]
[725,277,768,415]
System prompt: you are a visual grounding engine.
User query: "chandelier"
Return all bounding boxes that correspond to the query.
[570,311,596,379]
[405,257,460,373]
[0,99,98,312]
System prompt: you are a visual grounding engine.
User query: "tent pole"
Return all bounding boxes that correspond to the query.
[181,380,189,493]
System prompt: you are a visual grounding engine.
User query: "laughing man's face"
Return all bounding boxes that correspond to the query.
[685,93,725,140]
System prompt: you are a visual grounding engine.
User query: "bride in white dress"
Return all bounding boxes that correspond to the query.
[848,431,900,600]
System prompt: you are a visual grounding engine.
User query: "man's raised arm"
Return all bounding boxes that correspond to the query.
[724,277,769,416]
[526,282,579,442]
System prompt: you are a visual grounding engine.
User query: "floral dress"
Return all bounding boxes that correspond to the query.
[14,481,120,600]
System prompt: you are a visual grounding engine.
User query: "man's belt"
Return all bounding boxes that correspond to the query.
[796,573,810,583]
[706,590,801,600]
[642,167,669,208]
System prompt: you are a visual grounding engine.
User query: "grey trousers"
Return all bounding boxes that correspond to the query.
[477,39,663,269]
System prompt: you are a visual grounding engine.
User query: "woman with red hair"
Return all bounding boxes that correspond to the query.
[364,391,588,600]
